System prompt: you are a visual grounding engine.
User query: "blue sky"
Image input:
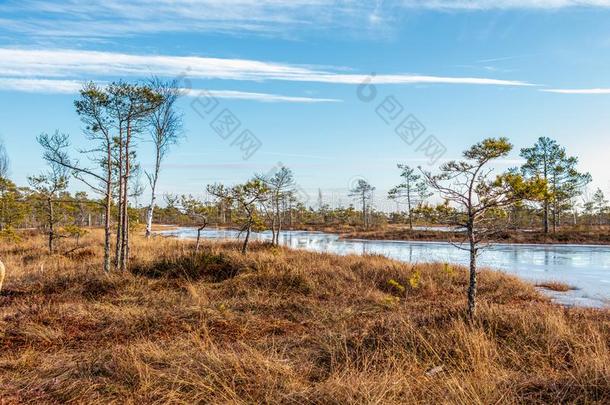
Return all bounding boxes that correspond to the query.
[1,0,609,207]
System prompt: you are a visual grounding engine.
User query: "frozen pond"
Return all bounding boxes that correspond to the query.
[160,227,610,308]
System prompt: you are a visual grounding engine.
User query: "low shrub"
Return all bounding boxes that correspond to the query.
[130,252,240,282]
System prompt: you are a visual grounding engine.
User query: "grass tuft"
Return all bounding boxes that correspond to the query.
[536,281,575,292]
[131,251,239,282]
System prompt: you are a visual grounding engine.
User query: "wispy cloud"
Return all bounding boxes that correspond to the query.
[0,0,377,40]
[541,88,610,94]
[2,0,608,43]
[0,78,83,93]
[0,48,533,87]
[400,1,610,10]
[190,89,341,103]
[0,77,342,103]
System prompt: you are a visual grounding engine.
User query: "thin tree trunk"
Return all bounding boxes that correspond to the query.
[120,183,127,271]
[407,193,413,230]
[115,206,123,268]
[276,210,282,245]
[195,221,207,252]
[552,201,558,233]
[543,161,549,234]
[242,222,251,254]
[122,188,128,269]
[467,216,477,320]
[270,215,276,245]
[48,197,54,254]
[145,194,156,239]
[274,195,279,245]
[124,214,130,270]
[115,137,124,270]
[104,170,112,273]
[543,200,549,234]
[121,126,131,271]
[145,205,154,237]
[362,195,366,229]
[270,197,276,245]
[145,154,161,238]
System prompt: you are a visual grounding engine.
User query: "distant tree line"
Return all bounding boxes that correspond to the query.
[6,134,602,249]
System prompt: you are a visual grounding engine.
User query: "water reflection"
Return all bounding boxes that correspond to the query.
[161,227,610,308]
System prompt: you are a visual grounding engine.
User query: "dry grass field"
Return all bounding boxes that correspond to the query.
[0,230,609,403]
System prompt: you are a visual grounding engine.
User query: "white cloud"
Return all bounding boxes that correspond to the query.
[0,48,532,87]
[0,78,83,93]
[190,89,342,103]
[0,0,374,39]
[0,77,342,103]
[541,88,610,94]
[399,0,610,10]
[2,0,608,42]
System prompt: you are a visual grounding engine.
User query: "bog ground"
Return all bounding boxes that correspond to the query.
[0,231,609,404]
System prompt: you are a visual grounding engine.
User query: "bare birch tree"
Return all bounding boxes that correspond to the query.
[145,78,183,238]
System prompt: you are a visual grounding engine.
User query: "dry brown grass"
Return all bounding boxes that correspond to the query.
[1,230,609,404]
[536,281,575,292]
[343,224,610,245]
